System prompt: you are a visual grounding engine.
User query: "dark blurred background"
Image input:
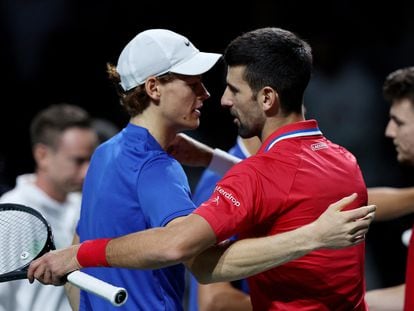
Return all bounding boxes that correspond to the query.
[1,0,414,291]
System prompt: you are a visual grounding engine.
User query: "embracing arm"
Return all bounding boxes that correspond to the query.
[28,194,375,285]
[27,214,217,284]
[187,193,376,283]
[102,193,375,283]
[168,133,241,175]
[368,186,414,221]
[104,214,216,269]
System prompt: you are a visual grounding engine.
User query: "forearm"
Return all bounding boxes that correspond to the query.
[368,187,414,221]
[106,227,185,269]
[168,133,241,172]
[189,222,318,283]
[365,284,405,311]
[207,148,241,175]
[106,215,216,269]
[189,196,375,283]
[27,216,214,284]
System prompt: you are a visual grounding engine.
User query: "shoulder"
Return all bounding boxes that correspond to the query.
[325,139,358,163]
[144,152,184,172]
[66,192,82,208]
[140,153,189,186]
[219,156,263,186]
[0,174,36,203]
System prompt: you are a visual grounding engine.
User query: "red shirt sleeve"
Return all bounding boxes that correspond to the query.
[193,163,258,242]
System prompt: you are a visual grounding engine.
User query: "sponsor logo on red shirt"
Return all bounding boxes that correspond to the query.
[214,185,241,207]
[311,142,328,151]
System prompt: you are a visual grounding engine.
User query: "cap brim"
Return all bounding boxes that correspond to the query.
[170,52,222,76]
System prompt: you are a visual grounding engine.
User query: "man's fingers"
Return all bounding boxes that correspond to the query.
[350,226,369,237]
[30,260,47,284]
[343,205,376,221]
[42,269,52,285]
[361,211,376,221]
[329,193,358,212]
[350,234,366,245]
[347,213,376,237]
[27,259,40,283]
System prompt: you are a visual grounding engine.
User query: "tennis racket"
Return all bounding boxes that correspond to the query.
[0,203,128,307]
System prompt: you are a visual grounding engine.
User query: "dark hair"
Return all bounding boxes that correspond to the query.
[224,27,313,114]
[106,63,175,117]
[383,66,414,105]
[30,103,91,148]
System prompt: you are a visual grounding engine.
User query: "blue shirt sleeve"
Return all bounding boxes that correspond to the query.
[138,155,196,227]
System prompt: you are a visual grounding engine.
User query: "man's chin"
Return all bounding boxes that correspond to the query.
[239,133,255,139]
[67,185,83,193]
[398,156,414,167]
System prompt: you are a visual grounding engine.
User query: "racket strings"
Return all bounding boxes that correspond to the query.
[0,210,48,275]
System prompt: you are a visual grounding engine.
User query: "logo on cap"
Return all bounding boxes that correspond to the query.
[184,40,190,46]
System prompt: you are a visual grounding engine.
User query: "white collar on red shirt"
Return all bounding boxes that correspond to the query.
[264,121,322,152]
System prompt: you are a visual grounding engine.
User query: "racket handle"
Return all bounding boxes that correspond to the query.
[67,270,128,306]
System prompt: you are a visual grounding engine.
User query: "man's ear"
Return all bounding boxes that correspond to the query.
[261,86,279,114]
[145,76,161,100]
[33,143,49,170]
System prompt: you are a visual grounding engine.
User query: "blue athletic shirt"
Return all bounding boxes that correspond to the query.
[76,123,196,310]
[187,136,250,311]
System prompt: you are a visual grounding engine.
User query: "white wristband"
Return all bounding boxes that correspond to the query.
[208,148,242,176]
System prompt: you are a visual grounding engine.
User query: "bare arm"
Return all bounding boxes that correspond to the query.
[105,214,216,269]
[64,233,80,311]
[28,194,375,286]
[27,214,217,284]
[168,133,241,175]
[198,282,252,311]
[368,186,414,221]
[167,133,214,167]
[365,284,405,311]
[188,194,376,283]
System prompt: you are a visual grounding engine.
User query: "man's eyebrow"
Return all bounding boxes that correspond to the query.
[226,82,239,92]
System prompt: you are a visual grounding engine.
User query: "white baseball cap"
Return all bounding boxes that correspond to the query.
[117,29,222,91]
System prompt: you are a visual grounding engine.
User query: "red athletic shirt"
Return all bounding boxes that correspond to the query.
[404,225,414,311]
[194,120,368,310]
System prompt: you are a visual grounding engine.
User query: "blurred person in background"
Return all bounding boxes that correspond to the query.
[365,66,414,311]
[0,103,98,311]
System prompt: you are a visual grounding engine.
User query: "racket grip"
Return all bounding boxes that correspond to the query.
[67,270,128,306]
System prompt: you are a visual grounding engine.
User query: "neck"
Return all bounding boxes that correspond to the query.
[239,136,261,156]
[35,172,67,203]
[130,112,176,150]
[261,112,305,142]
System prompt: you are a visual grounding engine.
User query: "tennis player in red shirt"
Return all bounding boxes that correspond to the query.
[193,28,368,309]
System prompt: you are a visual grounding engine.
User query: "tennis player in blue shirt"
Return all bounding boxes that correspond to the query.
[75,29,221,310]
